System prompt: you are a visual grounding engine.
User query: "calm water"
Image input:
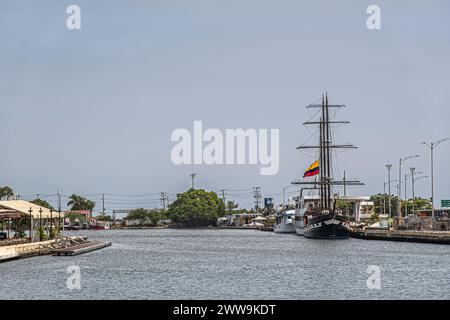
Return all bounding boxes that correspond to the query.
[1,229,449,300]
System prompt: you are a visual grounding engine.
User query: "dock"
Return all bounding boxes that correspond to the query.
[53,240,112,256]
[350,229,450,245]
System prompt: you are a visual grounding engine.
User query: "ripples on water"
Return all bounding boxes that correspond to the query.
[1,229,449,300]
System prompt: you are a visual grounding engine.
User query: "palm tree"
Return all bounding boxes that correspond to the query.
[67,194,95,211]
[226,201,239,214]
[0,186,14,200]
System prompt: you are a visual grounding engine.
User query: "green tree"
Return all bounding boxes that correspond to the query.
[335,199,353,212]
[370,194,400,214]
[67,194,96,211]
[403,197,432,215]
[96,214,112,222]
[168,189,224,227]
[0,186,14,200]
[147,210,162,226]
[11,217,29,238]
[125,209,162,226]
[30,198,55,211]
[65,212,85,225]
[125,208,148,220]
[226,201,239,215]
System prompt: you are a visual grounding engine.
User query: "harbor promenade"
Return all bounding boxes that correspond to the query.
[350,229,450,244]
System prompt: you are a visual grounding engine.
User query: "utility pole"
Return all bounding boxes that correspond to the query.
[404,173,408,216]
[190,173,197,189]
[219,189,227,213]
[386,164,392,218]
[343,170,347,198]
[102,193,105,215]
[160,192,168,210]
[219,189,227,210]
[383,182,386,215]
[422,138,449,230]
[410,167,416,200]
[253,187,261,212]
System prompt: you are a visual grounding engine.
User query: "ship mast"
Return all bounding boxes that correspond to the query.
[293,93,363,211]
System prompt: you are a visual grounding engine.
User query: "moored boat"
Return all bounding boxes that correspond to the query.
[274,209,296,233]
[292,93,363,239]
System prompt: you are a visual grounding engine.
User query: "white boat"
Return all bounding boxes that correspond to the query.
[293,209,305,236]
[274,210,296,233]
[293,195,318,236]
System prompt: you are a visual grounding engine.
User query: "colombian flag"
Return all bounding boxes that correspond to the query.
[303,160,320,178]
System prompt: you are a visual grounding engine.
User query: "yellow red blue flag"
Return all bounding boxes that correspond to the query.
[303,160,320,178]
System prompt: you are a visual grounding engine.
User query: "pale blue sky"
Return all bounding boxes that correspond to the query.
[1,0,449,211]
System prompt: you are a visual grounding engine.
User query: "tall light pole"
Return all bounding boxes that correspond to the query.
[422,138,449,229]
[386,179,398,218]
[386,164,392,218]
[410,167,416,200]
[398,155,420,218]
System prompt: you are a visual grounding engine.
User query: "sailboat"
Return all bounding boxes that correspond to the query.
[292,93,363,239]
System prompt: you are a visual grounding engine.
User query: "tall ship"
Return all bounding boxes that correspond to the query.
[292,94,363,239]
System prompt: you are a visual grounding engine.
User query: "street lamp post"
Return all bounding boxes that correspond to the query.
[398,155,420,218]
[422,138,449,230]
[386,164,392,218]
[410,167,416,200]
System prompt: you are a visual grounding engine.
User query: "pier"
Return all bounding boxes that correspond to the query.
[350,229,450,245]
[1,236,112,262]
[53,240,112,256]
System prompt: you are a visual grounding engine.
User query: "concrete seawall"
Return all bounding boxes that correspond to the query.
[350,229,450,244]
[1,239,60,262]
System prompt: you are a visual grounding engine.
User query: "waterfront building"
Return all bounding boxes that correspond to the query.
[0,200,64,242]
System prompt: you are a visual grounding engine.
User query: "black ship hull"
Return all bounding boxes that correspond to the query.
[304,214,350,239]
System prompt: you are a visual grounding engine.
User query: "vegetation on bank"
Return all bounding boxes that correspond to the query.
[167,189,225,227]
[125,208,163,226]
[370,194,431,215]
